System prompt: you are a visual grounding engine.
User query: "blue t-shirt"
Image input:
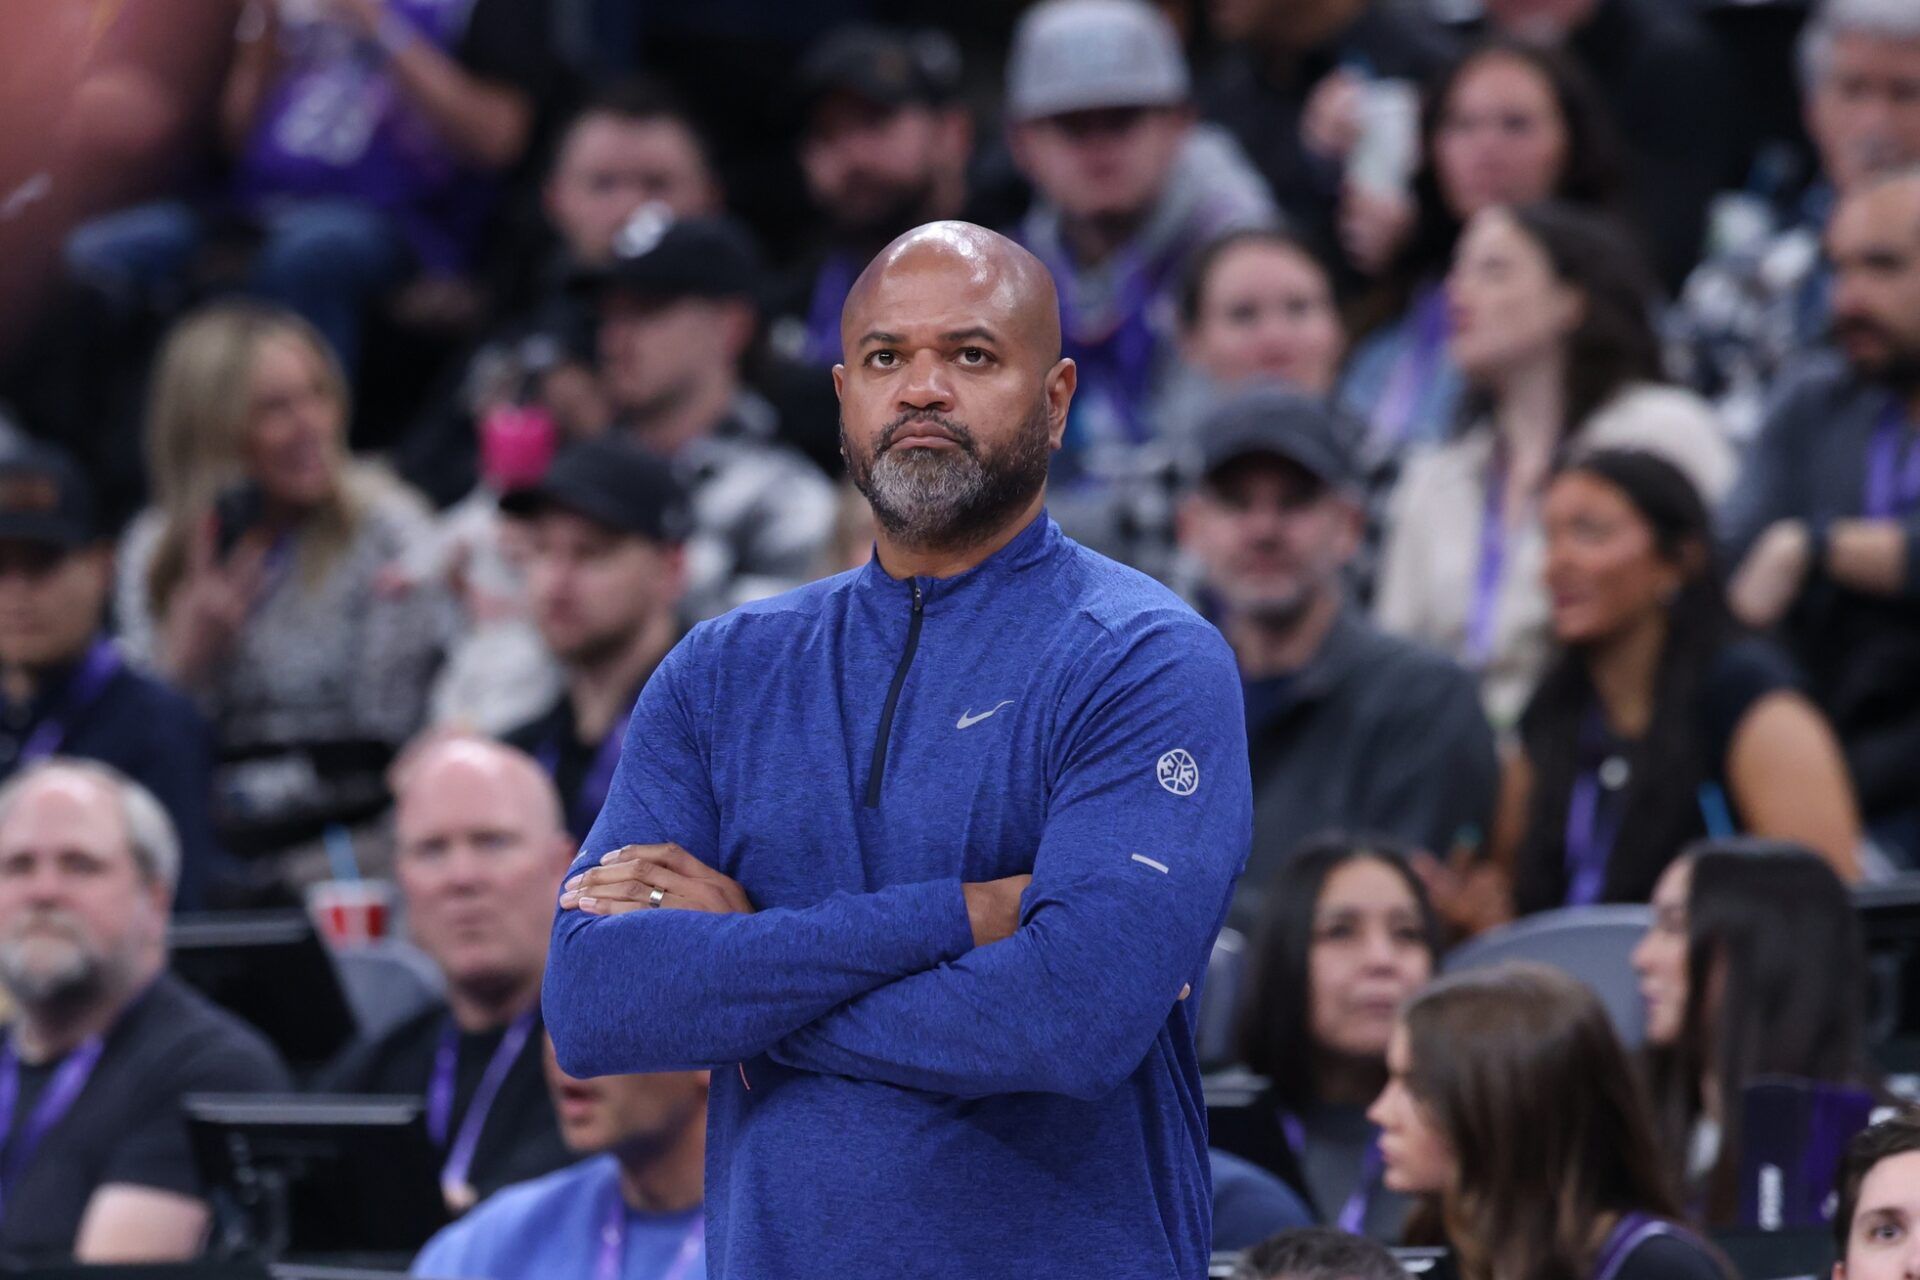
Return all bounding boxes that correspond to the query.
[412,1155,705,1280]
[543,513,1253,1279]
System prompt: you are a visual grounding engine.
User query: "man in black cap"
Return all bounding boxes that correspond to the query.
[771,25,974,367]
[0,445,218,909]
[575,209,836,619]
[502,439,691,840]
[1175,386,1496,925]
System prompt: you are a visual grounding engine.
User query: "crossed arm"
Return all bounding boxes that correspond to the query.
[542,619,1250,1099]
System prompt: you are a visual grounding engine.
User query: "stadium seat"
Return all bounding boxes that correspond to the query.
[1198,927,1249,1068]
[329,940,445,1042]
[1442,905,1654,1048]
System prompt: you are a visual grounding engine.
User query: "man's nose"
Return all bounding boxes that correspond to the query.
[897,350,955,412]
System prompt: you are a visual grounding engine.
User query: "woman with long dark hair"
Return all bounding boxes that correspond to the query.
[1481,451,1858,923]
[1632,842,1877,1225]
[1374,204,1734,729]
[1340,37,1628,461]
[1220,837,1440,1241]
[1370,963,1730,1280]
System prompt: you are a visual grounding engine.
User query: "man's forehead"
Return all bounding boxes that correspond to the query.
[0,777,127,852]
[1833,181,1920,245]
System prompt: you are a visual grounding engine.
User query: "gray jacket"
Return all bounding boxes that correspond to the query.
[1232,606,1498,930]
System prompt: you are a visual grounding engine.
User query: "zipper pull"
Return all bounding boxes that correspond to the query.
[911,580,923,613]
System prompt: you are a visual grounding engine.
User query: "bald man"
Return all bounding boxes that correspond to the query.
[319,740,575,1216]
[546,222,1251,1277]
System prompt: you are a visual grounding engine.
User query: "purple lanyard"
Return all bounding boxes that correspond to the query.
[426,1010,536,1207]
[799,253,860,366]
[1563,708,1628,908]
[1030,237,1169,448]
[596,1187,704,1280]
[1465,447,1514,670]
[17,638,122,764]
[1280,1111,1383,1235]
[1373,284,1451,449]
[1864,401,1920,519]
[536,694,637,837]
[0,1036,106,1214]
[1593,1212,1685,1280]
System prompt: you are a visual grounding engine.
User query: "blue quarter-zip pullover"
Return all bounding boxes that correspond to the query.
[544,512,1252,1279]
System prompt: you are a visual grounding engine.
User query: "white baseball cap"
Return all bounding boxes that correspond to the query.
[1005,0,1191,123]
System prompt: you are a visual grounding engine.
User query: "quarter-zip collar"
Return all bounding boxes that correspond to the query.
[856,509,1064,614]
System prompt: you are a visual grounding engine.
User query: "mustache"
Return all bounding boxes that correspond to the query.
[877,413,978,457]
[1831,315,1891,345]
[3,907,85,942]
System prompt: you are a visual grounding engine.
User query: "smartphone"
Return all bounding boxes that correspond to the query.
[213,482,265,560]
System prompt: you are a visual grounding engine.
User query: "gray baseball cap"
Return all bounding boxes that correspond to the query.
[1194,385,1360,492]
[1005,0,1191,123]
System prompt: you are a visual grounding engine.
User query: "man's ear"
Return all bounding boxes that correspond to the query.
[1045,358,1076,449]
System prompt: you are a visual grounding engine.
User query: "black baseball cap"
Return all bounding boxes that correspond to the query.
[569,208,762,305]
[0,443,97,549]
[1194,385,1360,492]
[797,26,962,118]
[500,437,692,544]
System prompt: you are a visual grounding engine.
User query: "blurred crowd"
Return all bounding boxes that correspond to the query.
[0,0,1918,1276]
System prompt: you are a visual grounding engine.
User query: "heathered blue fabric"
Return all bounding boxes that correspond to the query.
[544,512,1252,1279]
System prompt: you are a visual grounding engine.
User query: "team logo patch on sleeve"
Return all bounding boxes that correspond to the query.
[1155,748,1199,796]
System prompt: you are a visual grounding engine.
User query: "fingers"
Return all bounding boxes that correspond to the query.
[561,860,743,915]
[190,510,223,577]
[595,843,751,912]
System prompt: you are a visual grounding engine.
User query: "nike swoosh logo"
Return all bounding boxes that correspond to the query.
[955,700,1015,730]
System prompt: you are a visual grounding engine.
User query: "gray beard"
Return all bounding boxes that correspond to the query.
[845,403,1052,554]
[0,930,103,1010]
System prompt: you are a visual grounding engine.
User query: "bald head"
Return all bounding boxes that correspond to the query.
[394,737,573,1017]
[396,737,565,839]
[842,221,1062,367]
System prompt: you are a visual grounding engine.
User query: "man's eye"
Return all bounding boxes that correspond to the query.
[867,351,898,368]
[958,348,992,365]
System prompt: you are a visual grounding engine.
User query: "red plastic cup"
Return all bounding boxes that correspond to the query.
[307,879,395,948]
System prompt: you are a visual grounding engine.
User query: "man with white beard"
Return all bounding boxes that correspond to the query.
[0,759,288,1265]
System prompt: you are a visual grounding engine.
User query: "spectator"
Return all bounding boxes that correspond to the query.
[412,1036,707,1280]
[1177,387,1496,915]
[316,737,572,1214]
[1199,0,1455,280]
[1370,963,1730,1280]
[1832,1108,1920,1278]
[0,760,289,1265]
[1230,1226,1405,1280]
[1341,38,1627,463]
[65,0,558,371]
[1723,169,1920,865]
[397,78,727,508]
[1005,0,1276,467]
[501,440,689,841]
[773,26,972,368]
[1219,838,1438,1242]
[1375,203,1735,728]
[0,444,219,910]
[1633,842,1876,1226]
[572,212,835,619]
[1211,1149,1317,1253]
[1462,453,1861,927]
[1474,0,1738,288]
[1164,230,1347,445]
[1672,0,1920,442]
[115,304,452,899]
